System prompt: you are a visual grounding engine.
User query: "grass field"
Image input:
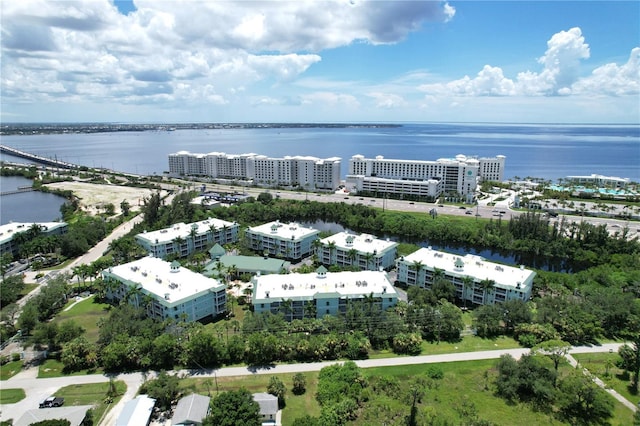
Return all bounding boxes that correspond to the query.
[0,361,23,381]
[56,380,127,424]
[369,335,521,359]
[573,352,640,407]
[38,358,103,379]
[0,388,26,404]
[54,295,112,343]
[182,359,635,426]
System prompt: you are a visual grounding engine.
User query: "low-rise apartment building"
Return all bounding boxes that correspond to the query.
[135,218,239,259]
[0,222,68,256]
[103,256,226,322]
[245,220,320,260]
[252,267,398,320]
[317,232,398,271]
[396,247,534,305]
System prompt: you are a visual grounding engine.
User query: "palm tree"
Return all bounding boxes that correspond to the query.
[208,223,217,244]
[173,236,186,257]
[363,252,375,271]
[410,260,424,286]
[347,249,358,267]
[326,241,336,265]
[461,276,474,309]
[431,267,444,288]
[280,298,294,322]
[480,278,496,304]
[304,300,317,319]
[189,224,199,252]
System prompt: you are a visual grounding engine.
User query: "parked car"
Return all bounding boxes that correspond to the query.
[465,210,473,215]
[40,396,64,408]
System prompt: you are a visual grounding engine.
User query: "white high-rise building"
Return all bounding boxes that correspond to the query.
[345,154,506,200]
[169,151,341,191]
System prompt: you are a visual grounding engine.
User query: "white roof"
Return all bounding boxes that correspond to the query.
[136,218,235,245]
[117,395,156,426]
[254,270,396,301]
[106,257,224,302]
[320,232,397,254]
[403,247,534,291]
[0,222,66,245]
[248,220,319,240]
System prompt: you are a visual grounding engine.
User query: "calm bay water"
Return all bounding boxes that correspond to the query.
[1,123,638,227]
[1,123,639,181]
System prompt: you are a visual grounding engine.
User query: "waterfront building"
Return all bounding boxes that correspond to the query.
[396,247,534,305]
[168,151,341,191]
[566,174,630,188]
[252,267,398,320]
[244,220,320,260]
[135,218,238,259]
[0,221,68,256]
[345,154,506,201]
[103,256,226,322]
[317,232,398,271]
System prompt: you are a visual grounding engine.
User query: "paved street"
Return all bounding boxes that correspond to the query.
[0,342,633,424]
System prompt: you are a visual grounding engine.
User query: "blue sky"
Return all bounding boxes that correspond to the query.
[1,1,638,123]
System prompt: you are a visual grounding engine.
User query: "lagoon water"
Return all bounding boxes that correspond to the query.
[0,176,66,225]
[1,123,639,181]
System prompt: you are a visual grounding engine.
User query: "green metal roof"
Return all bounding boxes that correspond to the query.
[204,255,290,275]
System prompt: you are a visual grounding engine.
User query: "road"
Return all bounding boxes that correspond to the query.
[0,342,633,424]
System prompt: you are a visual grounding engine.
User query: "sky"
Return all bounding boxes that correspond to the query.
[1,0,639,124]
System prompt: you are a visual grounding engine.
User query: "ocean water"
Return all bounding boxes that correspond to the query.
[1,123,639,181]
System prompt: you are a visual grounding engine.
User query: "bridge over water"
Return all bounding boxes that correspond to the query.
[0,144,79,170]
[0,186,35,196]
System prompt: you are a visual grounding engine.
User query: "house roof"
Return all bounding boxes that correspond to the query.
[117,395,156,426]
[253,392,278,416]
[14,405,93,426]
[172,394,211,425]
[208,243,226,257]
[204,255,290,275]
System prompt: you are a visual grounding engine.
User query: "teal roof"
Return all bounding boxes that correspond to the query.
[204,255,289,275]
[316,265,328,274]
[208,243,226,257]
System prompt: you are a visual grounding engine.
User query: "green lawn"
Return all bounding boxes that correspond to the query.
[183,371,320,425]
[0,361,23,381]
[182,359,634,425]
[0,388,26,404]
[38,358,103,379]
[56,380,126,425]
[573,352,640,406]
[54,295,112,343]
[369,335,521,359]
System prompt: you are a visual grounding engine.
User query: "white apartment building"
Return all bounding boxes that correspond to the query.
[245,220,320,260]
[135,218,239,259]
[169,151,341,191]
[396,247,534,305]
[317,232,398,271]
[103,257,227,322]
[0,222,68,256]
[252,267,398,320]
[345,154,506,201]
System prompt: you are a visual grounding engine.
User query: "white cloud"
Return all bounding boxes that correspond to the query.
[419,27,637,100]
[1,0,452,112]
[367,92,408,108]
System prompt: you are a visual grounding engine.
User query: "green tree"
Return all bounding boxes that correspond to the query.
[257,192,273,205]
[267,376,287,408]
[18,301,39,335]
[204,388,261,426]
[139,371,181,411]
[120,199,131,216]
[292,372,307,395]
[618,336,640,392]
[534,339,571,375]
[473,304,503,338]
[558,370,614,425]
[0,274,25,308]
